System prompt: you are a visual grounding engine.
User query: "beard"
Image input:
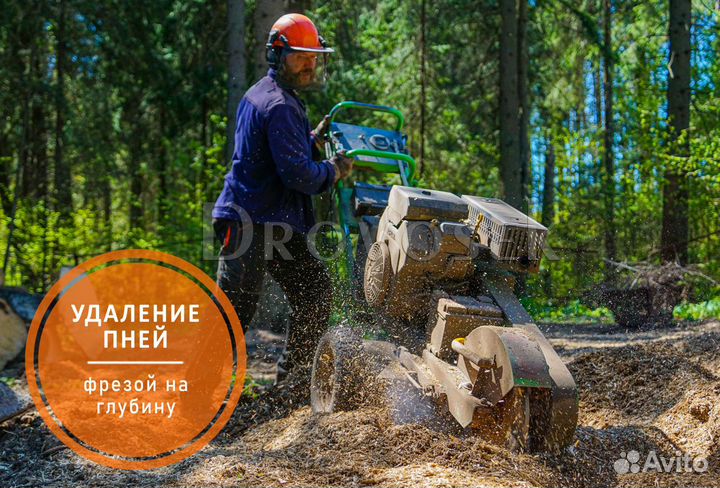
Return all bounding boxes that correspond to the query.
[276,62,322,91]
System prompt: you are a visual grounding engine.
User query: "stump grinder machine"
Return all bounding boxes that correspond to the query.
[310,102,578,452]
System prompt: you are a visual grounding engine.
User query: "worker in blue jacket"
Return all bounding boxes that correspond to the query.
[212,14,353,384]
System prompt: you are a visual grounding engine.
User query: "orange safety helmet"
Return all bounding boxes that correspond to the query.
[266,13,334,67]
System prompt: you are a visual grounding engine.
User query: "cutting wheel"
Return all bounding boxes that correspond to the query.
[471,387,530,451]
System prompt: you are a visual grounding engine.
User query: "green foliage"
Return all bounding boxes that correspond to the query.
[242,374,268,399]
[0,0,718,329]
[521,297,614,324]
[674,297,720,321]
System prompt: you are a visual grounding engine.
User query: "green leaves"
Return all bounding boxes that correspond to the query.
[674,297,720,321]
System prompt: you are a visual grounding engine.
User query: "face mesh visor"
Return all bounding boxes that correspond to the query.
[276,51,330,91]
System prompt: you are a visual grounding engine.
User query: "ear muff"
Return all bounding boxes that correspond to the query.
[266,47,280,67]
[265,30,279,67]
[266,31,291,68]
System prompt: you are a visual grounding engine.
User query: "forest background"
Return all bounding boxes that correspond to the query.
[1,0,719,322]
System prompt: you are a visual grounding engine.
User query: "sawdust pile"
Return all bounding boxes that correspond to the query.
[202,322,720,488]
[570,329,720,460]
[218,407,561,487]
[2,321,720,487]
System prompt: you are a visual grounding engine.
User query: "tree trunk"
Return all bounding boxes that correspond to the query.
[541,137,556,229]
[124,100,143,230]
[128,152,143,230]
[14,2,46,201]
[661,0,691,264]
[499,0,521,209]
[2,127,22,273]
[576,57,587,132]
[253,0,285,81]
[28,57,49,201]
[541,133,556,296]
[226,0,247,165]
[19,34,49,201]
[287,1,311,12]
[593,57,603,185]
[594,61,603,128]
[54,0,72,218]
[419,0,427,178]
[517,0,530,213]
[101,174,112,252]
[252,1,310,80]
[602,0,616,276]
[0,117,12,217]
[157,108,168,227]
[3,11,36,271]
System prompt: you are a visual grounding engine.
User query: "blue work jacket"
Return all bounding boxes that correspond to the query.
[212,69,335,233]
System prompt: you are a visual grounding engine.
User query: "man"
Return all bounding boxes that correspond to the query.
[212,14,353,383]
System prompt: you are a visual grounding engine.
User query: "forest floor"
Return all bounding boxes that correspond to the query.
[1,320,719,488]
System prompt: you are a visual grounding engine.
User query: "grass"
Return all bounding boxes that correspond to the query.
[242,374,269,399]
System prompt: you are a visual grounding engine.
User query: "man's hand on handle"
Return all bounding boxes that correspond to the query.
[312,115,331,146]
[313,114,352,184]
[330,150,353,184]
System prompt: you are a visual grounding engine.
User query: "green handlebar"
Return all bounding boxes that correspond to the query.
[345,148,416,182]
[328,101,404,131]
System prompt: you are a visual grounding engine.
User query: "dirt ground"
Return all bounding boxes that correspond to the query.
[1,320,719,488]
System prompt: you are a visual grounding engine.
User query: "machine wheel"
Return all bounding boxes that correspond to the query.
[311,326,367,413]
[352,216,380,305]
[364,241,391,307]
[504,387,531,451]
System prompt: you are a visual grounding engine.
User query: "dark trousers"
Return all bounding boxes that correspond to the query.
[214,219,332,374]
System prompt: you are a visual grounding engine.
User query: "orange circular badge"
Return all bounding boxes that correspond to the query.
[25,250,246,470]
